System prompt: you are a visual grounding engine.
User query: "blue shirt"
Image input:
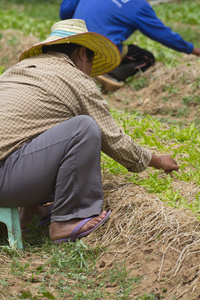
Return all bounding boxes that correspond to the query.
[60,0,193,54]
[60,0,80,19]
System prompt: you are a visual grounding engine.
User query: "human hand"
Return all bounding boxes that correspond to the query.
[192,47,200,56]
[149,154,179,173]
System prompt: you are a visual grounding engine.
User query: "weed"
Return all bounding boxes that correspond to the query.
[176,106,190,117]
[109,262,140,299]
[162,84,180,95]
[182,95,200,106]
[160,95,170,102]
[136,293,163,300]
[126,76,148,90]
[11,258,30,276]
[192,77,200,89]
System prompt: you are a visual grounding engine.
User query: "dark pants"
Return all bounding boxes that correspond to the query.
[109,44,155,81]
[0,116,104,222]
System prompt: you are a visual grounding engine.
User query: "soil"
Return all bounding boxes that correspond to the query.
[1,29,200,299]
[104,55,200,125]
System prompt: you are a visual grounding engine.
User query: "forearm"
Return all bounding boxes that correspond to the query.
[148,153,162,169]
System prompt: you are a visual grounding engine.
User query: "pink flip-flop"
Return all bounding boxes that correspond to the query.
[53,211,111,243]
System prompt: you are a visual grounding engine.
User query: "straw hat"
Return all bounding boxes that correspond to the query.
[19,19,121,77]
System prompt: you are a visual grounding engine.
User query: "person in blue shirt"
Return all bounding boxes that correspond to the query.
[60,0,200,90]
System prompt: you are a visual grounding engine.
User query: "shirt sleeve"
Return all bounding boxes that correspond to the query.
[135,2,193,54]
[78,78,152,173]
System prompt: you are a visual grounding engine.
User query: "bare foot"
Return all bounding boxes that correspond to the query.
[19,204,52,230]
[49,211,107,241]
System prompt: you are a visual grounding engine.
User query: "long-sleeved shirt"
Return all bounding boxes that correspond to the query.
[60,0,193,53]
[0,52,151,172]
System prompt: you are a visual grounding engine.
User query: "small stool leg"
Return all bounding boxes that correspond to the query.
[0,207,23,250]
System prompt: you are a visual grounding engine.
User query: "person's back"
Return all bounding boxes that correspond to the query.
[71,0,144,52]
[66,0,156,87]
[61,0,194,54]
[0,52,96,161]
[60,0,199,90]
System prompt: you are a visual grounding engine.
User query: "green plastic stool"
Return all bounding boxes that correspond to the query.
[0,207,23,249]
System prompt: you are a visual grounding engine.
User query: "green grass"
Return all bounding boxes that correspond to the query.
[153,0,200,26]
[0,236,141,299]
[0,0,200,298]
[0,0,60,40]
[102,109,200,219]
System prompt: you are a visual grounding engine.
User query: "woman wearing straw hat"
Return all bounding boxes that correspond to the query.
[0,19,179,243]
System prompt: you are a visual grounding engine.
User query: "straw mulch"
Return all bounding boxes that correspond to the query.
[87,174,200,299]
[107,55,200,125]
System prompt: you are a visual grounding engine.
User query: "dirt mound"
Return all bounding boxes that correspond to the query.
[107,55,200,125]
[87,174,200,299]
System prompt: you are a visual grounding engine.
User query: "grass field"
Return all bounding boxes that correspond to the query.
[0,1,200,299]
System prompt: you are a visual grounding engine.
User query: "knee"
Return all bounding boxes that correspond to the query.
[78,115,101,140]
[59,115,101,145]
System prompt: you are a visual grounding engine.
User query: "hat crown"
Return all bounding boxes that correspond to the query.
[51,19,88,36]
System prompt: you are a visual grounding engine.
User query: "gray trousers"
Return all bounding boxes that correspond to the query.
[0,116,104,222]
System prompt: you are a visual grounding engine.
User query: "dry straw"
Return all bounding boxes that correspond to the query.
[87,173,200,298]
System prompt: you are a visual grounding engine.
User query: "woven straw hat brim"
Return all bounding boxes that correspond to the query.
[19,32,121,77]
